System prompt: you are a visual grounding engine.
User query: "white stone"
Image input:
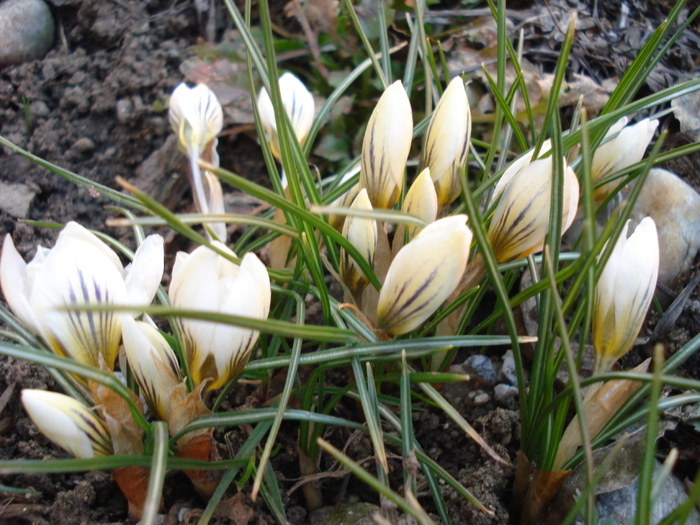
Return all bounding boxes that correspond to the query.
[0,0,54,68]
[629,168,700,287]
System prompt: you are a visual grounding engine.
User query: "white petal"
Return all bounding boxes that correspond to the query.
[1,234,43,335]
[125,234,164,309]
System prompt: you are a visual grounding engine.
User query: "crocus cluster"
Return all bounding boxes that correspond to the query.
[1,222,271,462]
[334,79,473,336]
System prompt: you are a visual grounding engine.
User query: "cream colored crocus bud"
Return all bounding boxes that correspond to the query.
[169,243,271,391]
[377,215,472,336]
[21,389,113,458]
[491,140,552,203]
[122,317,182,421]
[0,222,164,370]
[488,157,579,263]
[591,117,658,201]
[401,168,438,240]
[340,189,377,292]
[592,218,659,376]
[168,83,224,221]
[392,168,438,256]
[360,80,413,209]
[257,72,315,160]
[420,77,471,208]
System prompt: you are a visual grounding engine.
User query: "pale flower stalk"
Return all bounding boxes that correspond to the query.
[0,222,164,370]
[169,82,226,240]
[339,189,377,292]
[257,72,315,163]
[591,117,659,201]
[592,217,659,375]
[420,77,471,208]
[487,156,579,263]
[377,215,472,336]
[360,80,413,209]
[169,243,271,391]
[21,389,113,458]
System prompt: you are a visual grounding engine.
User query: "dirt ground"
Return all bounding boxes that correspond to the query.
[1,0,700,524]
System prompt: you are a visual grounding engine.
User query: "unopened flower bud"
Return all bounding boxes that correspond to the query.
[378,215,472,335]
[360,80,413,209]
[21,389,113,458]
[488,157,579,263]
[340,189,377,292]
[420,77,471,207]
[593,218,658,375]
[257,72,315,160]
[591,117,658,201]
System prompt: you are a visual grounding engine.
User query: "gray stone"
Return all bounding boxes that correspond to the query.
[463,354,497,384]
[0,0,54,68]
[630,168,700,287]
[499,350,518,386]
[0,181,36,218]
[493,384,519,406]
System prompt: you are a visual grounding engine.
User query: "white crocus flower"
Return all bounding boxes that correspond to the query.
[377,215,472,336]
[340,189,377,292]
[257,72,315,161]
[169,243,271,390]
[168,82,225,239]
[360,80,413,209]
[591,117,658,201]
[0,222,164,370]
[122,317,182,421]
[21,389,113,458]
[488,156,579,263]
[593,218,659,375]
[420,77,471,208]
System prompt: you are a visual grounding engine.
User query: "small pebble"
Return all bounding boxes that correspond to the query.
[0,0,54,68]
[493,384,519,406]
[472,392,490,406]
[29,100,50,118]
[499,350,518,386]
[463,354,497,384]
[116,98,134,124]
[72,137,95,154]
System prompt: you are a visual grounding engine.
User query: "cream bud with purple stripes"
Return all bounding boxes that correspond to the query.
[21,389,113,458]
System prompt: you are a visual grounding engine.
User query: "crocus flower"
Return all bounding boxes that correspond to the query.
[487,156,579,263]
[122,317,182,421]
[169,243,271,390]
[377,215,472,335]
[491,140,552,203]
[257,72,315,160]
[592,218,659,375]
[591,117,658,201]
[340,189,377,292]
[21,389,113,458]
[360,80,413,209]
[168,83,225,236]
[0,222,164,370]
[420,77,471,208]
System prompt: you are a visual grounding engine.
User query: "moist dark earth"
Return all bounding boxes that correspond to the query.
[1,0,700,524]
